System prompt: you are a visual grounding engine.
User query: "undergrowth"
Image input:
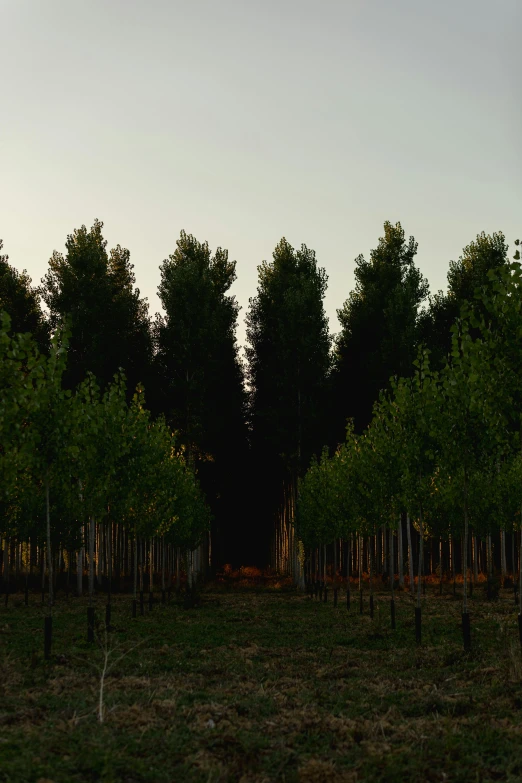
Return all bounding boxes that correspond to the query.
[1,579,522,782]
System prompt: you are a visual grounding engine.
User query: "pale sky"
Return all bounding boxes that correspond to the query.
[1,0,520,349]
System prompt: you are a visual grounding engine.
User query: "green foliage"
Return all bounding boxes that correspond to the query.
[153,229,246,565]
[0,313,209,554]
[155,230,245,461]
[0,240,49,352]
[418,230,510,370]
[246,237,331,477]
[332,221,429,436]
[40,219,152,396]
[299,236,522,605]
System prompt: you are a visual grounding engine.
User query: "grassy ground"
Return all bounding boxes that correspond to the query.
[1,576,522,783]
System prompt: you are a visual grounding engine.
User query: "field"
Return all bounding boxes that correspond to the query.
[1,575,522,783]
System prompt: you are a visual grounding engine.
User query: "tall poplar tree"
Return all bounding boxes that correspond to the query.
[40,219,152,396]
[331,221,428,438]
[418,231,509,369]
[246,237,331,568]
[154,230,248,569]
[0,239,49,351]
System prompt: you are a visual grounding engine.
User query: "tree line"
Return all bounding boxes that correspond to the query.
[0,220,517,587]
[297,245,522,648]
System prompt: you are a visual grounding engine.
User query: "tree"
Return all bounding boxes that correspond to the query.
[26,321,71,612]
[465,258,522,623]
[154,230,248,570]
[331,221,429,438]
[386,350,440,640]
[40,219,152,396]
[246,237,331,571]
[418,231,510,370]
[437,319,496,641]
[0,239,49,351]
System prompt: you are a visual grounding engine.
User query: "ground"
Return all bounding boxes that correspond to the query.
[1,573,522,782]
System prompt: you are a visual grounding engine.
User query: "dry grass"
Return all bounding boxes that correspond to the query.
[1,579,522,781]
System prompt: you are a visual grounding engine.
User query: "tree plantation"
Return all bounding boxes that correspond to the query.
[2,222,522,782]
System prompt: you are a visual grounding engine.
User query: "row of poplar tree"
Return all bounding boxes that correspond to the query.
[0,311,209,607]
[0,220,518,576]
[296,249,522,644]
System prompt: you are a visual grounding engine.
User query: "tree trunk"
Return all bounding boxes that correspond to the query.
[358,535,362,589]
[518,528,522,622]
[416,510,424,610]
[133,532,138,600]
[107,519,112,600]
[161,537,166,592]
[45,477,53,612]
[398,514,404,587]
[463,473,469,614]
[389,526,394,587]
[501,528,507,583]
[407,513,414,595]
[439,536,443,595]
[346,537,351,595]
[149,538,154,592]
[88,516,95,605]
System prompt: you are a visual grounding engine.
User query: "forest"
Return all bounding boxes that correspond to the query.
[1,220,520,589]
[0,220,522,781]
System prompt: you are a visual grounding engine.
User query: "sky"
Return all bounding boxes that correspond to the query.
[1,0,521,349]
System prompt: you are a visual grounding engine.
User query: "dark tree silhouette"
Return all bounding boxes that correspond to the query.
[418,231,510,369]
[246,238,331,567]
[154,230,249,569]
[40,219,152,396]
[331,221,429,438]
[0,239,49,351]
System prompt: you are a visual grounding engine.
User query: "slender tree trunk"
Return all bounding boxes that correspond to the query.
[133,531,138,600]
[41,546,45,596]
[416,510,424,610]
[149,538,154,592]
[161,537,166,592]
[88,516,95,605]
[369,536,373,597]
[3,537,10,605]
[107,519,112,600]
[398,514,404,587]
[463,474,469,614]
[139,536,144,592]
[358,535,362,587]
[96,522,102,587]
[389,526,394,587]
[346,537,351,594]
[2,538,8,588]
[439,536,443,595]
[519,527,522,616]
[501,528,507,583]
[407,513,414,595]
[45,477,53,612]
